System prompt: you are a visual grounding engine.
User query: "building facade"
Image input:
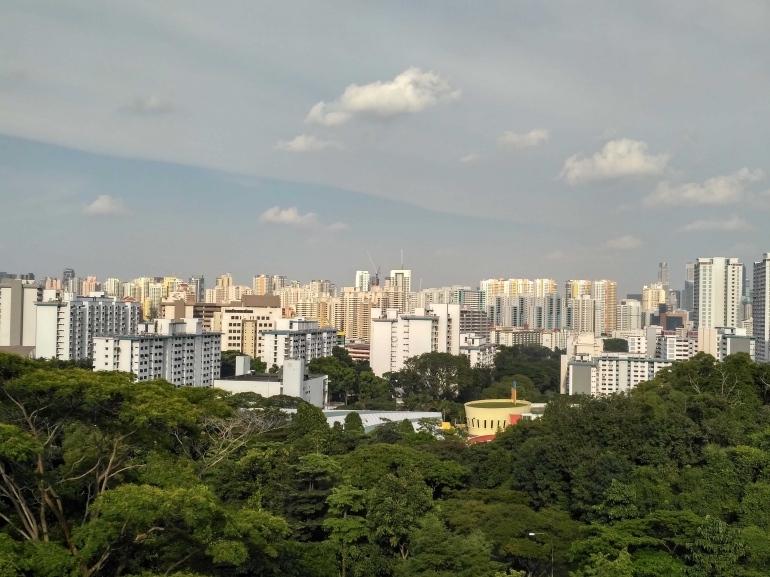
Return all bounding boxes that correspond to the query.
[36,295,141,360]
[693,257,743,329]
[93,318,220,387]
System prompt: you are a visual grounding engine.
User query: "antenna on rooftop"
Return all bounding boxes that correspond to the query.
[400,249,404,270]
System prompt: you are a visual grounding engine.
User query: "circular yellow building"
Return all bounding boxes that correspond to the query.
[464,399,533,439]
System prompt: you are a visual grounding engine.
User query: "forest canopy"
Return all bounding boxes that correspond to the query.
[1,349,770,576]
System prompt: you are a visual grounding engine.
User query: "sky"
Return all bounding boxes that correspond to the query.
[1,1,769,296]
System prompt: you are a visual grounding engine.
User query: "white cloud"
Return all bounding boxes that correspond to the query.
[324,221,348,232]
[128,95,176,114]
[306,67,460,126]
[259,206,318,228]
[498,128,549,149]
[83,195,130,216]
[459,154,480,163]
[259,206,346,233]
[680,215,752,232]
[604,235,642,250]
[274,134,343,152]
[560,139,670,184]
[644,168,765,206]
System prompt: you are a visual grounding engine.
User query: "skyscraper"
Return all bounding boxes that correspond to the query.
[753,253,770,363]
[564,280,592,299]
[658,262,670,290]
[682,262,695,311]
[189,276,205,302]
[693,257,743,330]
[388,269,412,293]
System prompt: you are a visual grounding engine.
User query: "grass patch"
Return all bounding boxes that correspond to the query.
[467,401,529,409]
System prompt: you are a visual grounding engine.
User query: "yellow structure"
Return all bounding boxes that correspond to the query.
[464,399,532,437]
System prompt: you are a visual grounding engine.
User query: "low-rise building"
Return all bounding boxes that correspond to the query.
[459,333,496,367]
[213,357,327,407]
[93,318,221,387]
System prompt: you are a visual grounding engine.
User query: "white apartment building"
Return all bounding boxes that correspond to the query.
[260,318,337,369]
[93,318,220,387]
[564,353,672,396]
[654,331,698,362]
[0,279,42,347]
[459,333,497,367]
[35,294,141,360]
[565,295,596,335]
[370,303,462,377]
[388,269,412,293]
[693,257,743,329]
[355,271,371,292]
[616,299,642,331]
[754,253,770,363]
[488,294,562,330]
[103,278,122,298]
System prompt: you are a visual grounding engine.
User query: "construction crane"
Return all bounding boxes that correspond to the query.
[367,252,381,287]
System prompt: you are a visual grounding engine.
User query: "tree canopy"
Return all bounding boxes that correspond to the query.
[2,350,770,576]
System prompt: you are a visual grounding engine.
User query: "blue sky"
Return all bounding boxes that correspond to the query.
[1,1,769,294]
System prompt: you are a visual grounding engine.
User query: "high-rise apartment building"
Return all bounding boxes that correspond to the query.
[36,295,140,360]
[592,280,617,336]
[565,280,592,299]
[216,274,233,288]
[616,299,642,331]
[259,318,337,369]
[642,284,667,312]
[693,257,743,330]
[534,278,558,297]
[63,268,75,284]
[0,279,42,347]
[565,295,595,335]
[753,253,770,363]
[94,318,220,387]
[271,275,288,292]
[253,275,273,296]
[388,269,412,293]
[81,276,100,296]
[354,271,371,292]
[104,278,122,297]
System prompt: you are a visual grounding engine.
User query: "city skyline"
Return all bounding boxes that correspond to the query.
[1,3,769,291]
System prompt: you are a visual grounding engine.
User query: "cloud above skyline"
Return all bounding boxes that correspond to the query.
[305,67,460,126]
[561,139,670,184]
[274,134,344,152]
[498,128,549,149]
[127,95,177,115]
[83,195,130,216]
[680,215,752,232]
[604,235,642,250]
[644,168,765,206]
[258,206,346,232]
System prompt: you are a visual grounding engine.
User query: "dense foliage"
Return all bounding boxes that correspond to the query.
[2,349,770,576]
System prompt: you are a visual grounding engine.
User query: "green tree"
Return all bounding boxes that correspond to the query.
[344,412,366,436]
[603,339,629,353]
[367,470,434,560]
[686,516,745,577]
[324,485,369,577]
[394,515,502,577]
[571,548,633,577]
[308,356,357,405]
